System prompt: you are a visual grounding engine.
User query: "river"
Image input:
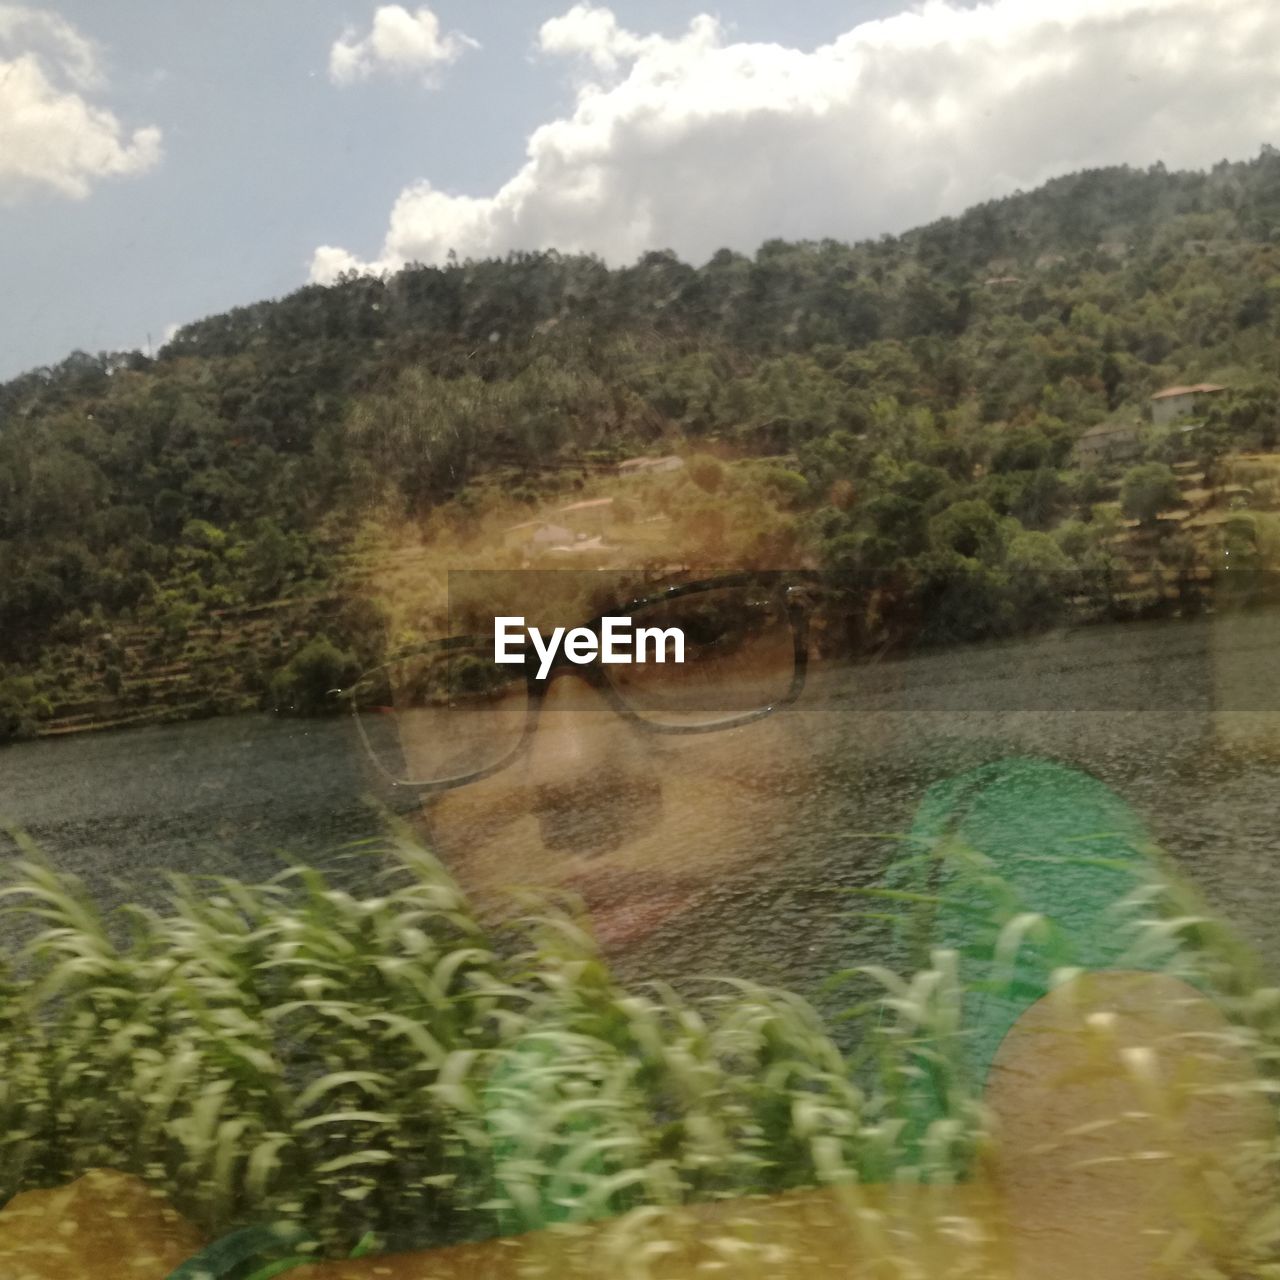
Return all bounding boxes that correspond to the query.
[2,609,1279,996]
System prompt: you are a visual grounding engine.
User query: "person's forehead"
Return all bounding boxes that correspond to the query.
[372,483,809,640]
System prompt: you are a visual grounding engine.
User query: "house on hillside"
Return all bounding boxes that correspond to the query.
[1216,483,1255,511]
[617,455,684,479]
[1150,383,1227,428]
[502,521,574,553]
[1183,239,1238,257]
[1074,420,1144,466]
[557,496,614,536]
[545,535,618,565]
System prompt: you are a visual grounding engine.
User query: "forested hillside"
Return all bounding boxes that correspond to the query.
[6,150,1280,740]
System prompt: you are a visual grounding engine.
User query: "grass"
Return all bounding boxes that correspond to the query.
[0,829,1276,1276]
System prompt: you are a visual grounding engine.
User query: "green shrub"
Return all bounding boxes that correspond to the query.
[0,676,51,742]
[268,636,360,715]
[686,454,725,494]
[1120,461,1181,524]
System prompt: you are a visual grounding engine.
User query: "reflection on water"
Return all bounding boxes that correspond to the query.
[2,611,1278,984]
[0,712,375,913]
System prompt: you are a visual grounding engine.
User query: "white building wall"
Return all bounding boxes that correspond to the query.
[1151,395,1193,428]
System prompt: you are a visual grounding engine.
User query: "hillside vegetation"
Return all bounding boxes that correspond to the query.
[6,151,1280,739]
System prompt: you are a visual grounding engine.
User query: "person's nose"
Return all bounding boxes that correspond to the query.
[522,672,613,787]
[521,671,663,858]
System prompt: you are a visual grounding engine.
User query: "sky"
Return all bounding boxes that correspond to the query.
[3,0,1280,380]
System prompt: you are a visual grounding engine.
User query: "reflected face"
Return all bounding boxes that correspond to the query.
[370,573,819,949]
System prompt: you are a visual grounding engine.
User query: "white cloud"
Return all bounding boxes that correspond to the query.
[311,0,1280,282]
[329,5,477,86]
[309,244,367,281]
[0,5,161,203]
[537,3,648,73]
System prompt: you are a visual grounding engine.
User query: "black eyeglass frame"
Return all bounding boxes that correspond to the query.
[342,572,814,794]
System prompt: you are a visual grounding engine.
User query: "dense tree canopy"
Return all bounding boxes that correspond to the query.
[6,151,1280,739]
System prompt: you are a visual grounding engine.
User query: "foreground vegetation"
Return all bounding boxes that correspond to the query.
[0,833,950,1256]
[0,830,1276,1276]
[8,153,1280,737]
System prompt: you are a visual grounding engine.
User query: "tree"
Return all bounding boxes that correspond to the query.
[991,426,1052,474]
[0,676,50,742]
[1005,530,1073,627]
[928,499,1003,561]
[687,454,725,493]
[269,636,360,715]
[1120,463,1181,525]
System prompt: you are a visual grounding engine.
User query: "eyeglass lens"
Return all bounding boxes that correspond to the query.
[351,580,799,787]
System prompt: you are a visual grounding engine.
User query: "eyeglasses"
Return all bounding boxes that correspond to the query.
[342,573,812,793]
